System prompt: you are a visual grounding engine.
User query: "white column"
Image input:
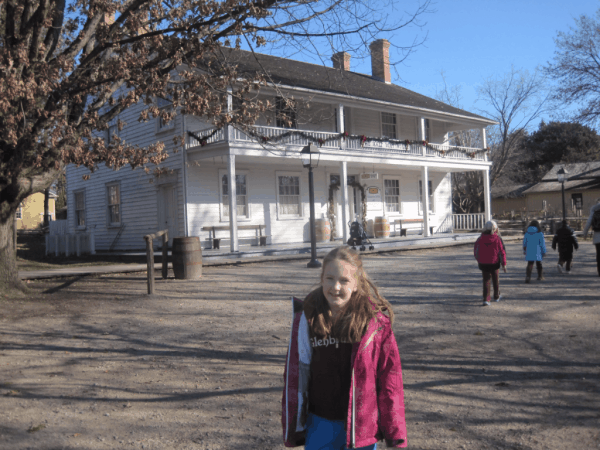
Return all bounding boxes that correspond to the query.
[226,87,233,142]
[421,166,430,237]
[481,128,488,161]
[337,104,345,150]
[419,117,427,156]
[483,167,491,222]
[341,161,348,243]
[227,153,238,252]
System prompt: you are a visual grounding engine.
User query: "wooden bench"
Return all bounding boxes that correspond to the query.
[201,224,270,249]
[393,219,434,237]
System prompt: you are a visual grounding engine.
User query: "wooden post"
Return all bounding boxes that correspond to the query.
[146,237,154,295]
[162,231,168,279]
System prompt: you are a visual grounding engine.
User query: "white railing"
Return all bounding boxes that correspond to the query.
[187,126,487,162]
[49,220,68,235]
[435,214,454,234]
[453,213,485,230]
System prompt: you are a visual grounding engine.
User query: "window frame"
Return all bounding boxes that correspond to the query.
[276,171,303,219]
[418,179,435,215]
[74,189,86,229]
[218,170,250,222]
[156,97,175,133]
[381,112,397,139]
[383,177,401,215]
[106,182,122,227]
[275,97,297,129]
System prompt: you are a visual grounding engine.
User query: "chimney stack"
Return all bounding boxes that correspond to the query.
[369,39,391,83]
[332,52,351,71]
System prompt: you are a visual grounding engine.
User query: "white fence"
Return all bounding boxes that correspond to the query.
[46,220,95,256]
[452,213,485,231]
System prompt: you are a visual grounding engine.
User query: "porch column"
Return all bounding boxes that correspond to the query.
[337,104,346,150]
[226,87,233,142]
[341,161,349,243]
[481,128,488,161]
[419,117,427,156]
[483,167,491,223]
[227,153,239,252]
[421,166,430,237]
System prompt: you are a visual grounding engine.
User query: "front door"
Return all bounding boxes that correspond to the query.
[571,193,583,216]
[158,184,177,245]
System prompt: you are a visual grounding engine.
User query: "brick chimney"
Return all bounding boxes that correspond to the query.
[332,52,351,71]
[369,39,391,83]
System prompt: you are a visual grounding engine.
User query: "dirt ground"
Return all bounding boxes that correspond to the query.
[1,241,600,450]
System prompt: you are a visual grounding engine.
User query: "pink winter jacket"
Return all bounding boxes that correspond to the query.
[474,233,507,266]
[281,296,407,448]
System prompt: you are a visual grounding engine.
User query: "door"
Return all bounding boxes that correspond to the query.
[571,193,583,216]
[158,184,177,245]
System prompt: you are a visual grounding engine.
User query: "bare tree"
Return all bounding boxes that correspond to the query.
[435,73,484,213]
[545,11,600,128]
[476,66,552,185]
[0,0,432,293]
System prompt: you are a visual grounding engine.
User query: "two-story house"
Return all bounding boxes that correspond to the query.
[66,40,496,252]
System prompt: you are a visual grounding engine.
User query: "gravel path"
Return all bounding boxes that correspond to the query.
[1,240,599,450]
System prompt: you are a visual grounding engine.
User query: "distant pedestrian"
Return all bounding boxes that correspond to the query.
[552,220,579,274]
[523,220,547,283]
[474,220,507,306]
[582,198,600,277]
[282,246,407,449]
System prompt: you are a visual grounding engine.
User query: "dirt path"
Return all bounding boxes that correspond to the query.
[1,241,599,450]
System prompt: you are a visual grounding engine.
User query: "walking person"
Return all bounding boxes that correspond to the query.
[583,198,600,277]
[282,247,407,449]
[474,220,507,306]
[523,220,547,283]
[552,220,579,274]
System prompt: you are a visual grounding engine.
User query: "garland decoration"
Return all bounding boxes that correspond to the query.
[327,180,367,241]
[189,129,490,158]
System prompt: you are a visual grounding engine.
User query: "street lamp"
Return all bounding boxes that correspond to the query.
[557,167,568,222]
[301,144,322,268]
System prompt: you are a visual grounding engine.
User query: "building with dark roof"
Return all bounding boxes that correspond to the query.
[66,40,497,251]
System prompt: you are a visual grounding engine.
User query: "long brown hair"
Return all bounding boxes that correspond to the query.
[303,246,394,343]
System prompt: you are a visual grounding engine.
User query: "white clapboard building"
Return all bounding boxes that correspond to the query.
[66,40,496,252]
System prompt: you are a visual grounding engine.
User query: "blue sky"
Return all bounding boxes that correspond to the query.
[362,0,600,122]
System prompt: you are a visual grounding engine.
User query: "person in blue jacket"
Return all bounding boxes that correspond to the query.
[523,220,547,283]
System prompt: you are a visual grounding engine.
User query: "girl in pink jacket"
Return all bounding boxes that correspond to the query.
[282,246,407,449]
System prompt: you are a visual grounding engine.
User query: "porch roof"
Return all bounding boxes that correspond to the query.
[217,50,496,125]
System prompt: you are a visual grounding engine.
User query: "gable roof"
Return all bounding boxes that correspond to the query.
[492,183,533,199]
[523,161,600,194]
[223,50,495,125]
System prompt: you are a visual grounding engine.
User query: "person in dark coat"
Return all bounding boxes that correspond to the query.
[552,220,579,274]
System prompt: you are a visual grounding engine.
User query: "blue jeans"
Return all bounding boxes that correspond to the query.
[305,413,377,450]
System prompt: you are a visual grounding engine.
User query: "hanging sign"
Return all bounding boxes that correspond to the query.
[360,173,379,181]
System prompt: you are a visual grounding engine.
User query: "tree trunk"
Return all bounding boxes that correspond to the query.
[0,210,25,293]
[44,188,51,227]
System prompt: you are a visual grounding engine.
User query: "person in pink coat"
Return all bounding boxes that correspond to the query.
[474,220,507,306]
[282,246,407,449]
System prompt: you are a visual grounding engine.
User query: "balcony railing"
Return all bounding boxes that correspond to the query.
[187,126,487,161]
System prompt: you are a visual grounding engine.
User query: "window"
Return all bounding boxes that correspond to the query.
[276,97,297,129]
[418,179,434,214]
[107,183,121,226]
[16,204,22,219]
[106,123,118,145]
[156,97,174,131]
[221,173,249,219]
[424,118,431,141]
[381,113,397,139]
[75,190,86,228]
[278,174,301,216]
[384,179,400,213]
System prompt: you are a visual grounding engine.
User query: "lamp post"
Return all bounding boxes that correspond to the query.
[301,144,322,269]
[557,167,568,222]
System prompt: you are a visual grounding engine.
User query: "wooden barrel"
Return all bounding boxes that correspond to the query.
[374,216,390,238]
[315,218,331,242]
[172,237,202,280]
